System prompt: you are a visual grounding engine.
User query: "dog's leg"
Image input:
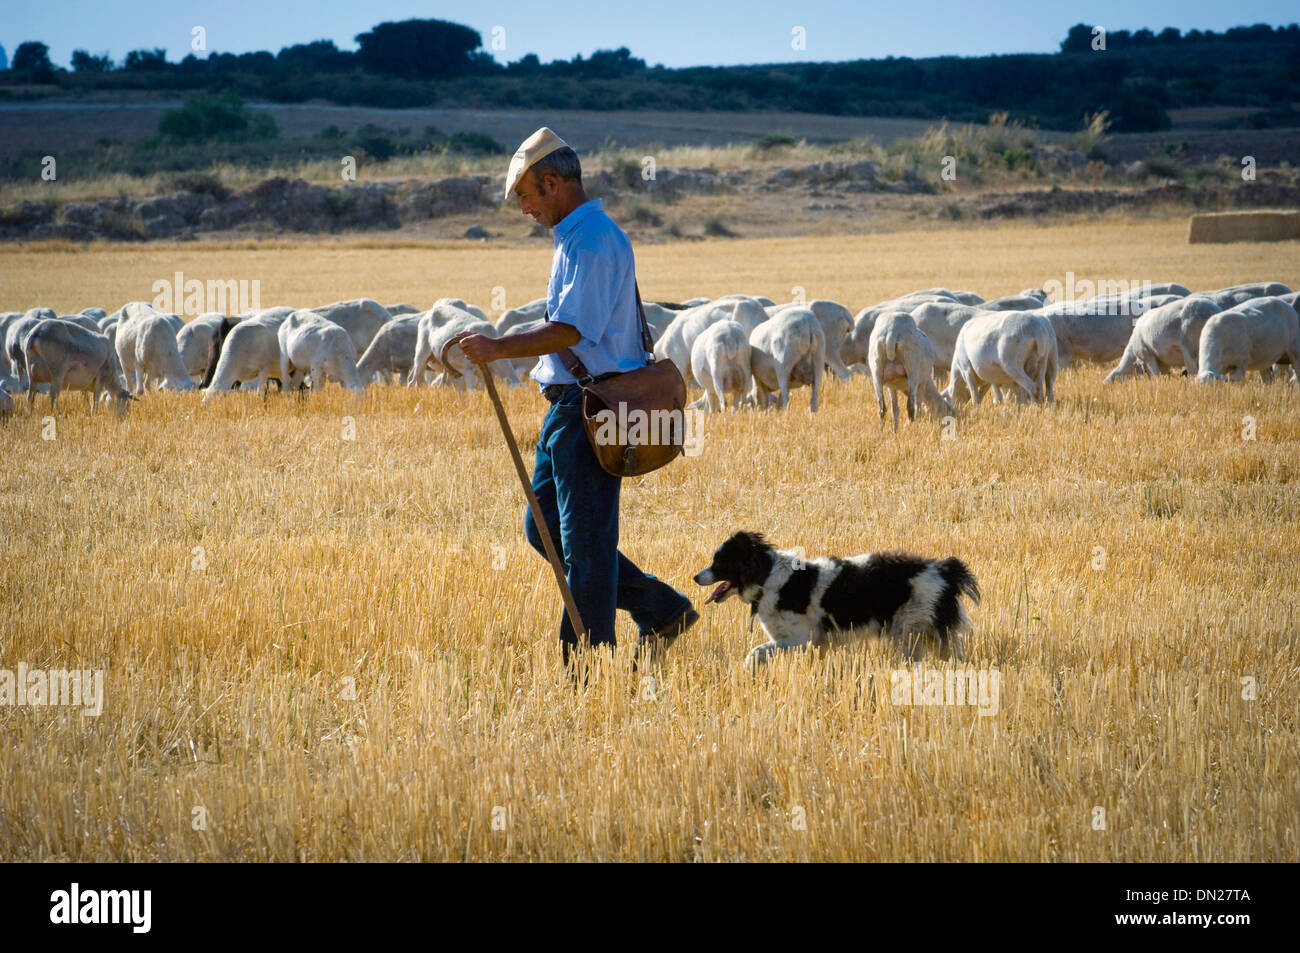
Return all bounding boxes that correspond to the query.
[746,641,780,671]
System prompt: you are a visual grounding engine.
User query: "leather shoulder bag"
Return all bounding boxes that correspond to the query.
[552,282,688,477]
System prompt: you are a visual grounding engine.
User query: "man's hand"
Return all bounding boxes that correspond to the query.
[451,333,500,365]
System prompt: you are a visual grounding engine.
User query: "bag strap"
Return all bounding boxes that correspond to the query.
[549,280,654,385]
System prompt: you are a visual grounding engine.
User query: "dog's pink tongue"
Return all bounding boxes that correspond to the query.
[704,581,731,605]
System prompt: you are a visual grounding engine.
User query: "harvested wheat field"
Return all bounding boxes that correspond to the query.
[1,219,1297,861]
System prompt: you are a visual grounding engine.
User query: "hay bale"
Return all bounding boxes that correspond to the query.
[1188,210,1300,244]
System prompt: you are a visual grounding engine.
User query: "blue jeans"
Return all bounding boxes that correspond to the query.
[524,384,691,659]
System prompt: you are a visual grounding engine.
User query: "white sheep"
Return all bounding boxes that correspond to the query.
[311,298,390,356]
[655,298,767,384]
[748,306,825,412]
[1104,296,1222,382]
[24,319,132,414]
[869,311,954,429]
[422,312,520,390]
[1196,297,1300,384]
[944,311,1057,406]
[689,319,751,412]
[357,315,423,384]
[278,310,366,392]
[115,307,198,392]
[766,300,855,380]
[202,308,294,398]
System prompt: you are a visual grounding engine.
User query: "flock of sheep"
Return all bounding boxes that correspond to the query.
[1,278,1297,423]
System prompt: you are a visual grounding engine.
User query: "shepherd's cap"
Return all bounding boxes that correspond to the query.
[503,127,569,200]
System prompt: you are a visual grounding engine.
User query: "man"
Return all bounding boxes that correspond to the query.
[454,127,697,666]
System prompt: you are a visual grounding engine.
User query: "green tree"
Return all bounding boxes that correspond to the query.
[123,48,168,71]
[12,40,52,71]
[71,50,114,72]
[354,19,482,78]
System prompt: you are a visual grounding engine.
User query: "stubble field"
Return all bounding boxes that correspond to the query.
[1,219,1297,860]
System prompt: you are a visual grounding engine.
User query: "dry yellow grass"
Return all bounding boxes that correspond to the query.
[1,220,1297,861]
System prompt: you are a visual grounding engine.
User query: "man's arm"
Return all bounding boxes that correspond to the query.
[453,321,580,365]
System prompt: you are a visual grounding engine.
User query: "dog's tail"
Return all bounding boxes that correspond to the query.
[939,557,980,605]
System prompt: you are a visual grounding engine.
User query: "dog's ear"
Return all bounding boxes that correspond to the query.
[736,532,773,587]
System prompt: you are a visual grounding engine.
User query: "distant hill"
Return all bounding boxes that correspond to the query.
[2,20,1298,132]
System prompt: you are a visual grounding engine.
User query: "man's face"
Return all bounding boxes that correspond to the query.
[516,170,560,227]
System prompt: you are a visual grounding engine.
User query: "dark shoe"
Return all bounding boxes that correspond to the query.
[633,606,698,668]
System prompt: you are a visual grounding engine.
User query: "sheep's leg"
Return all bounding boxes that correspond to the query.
[872,367,887,425]
[890,388,900,432]
[709,365,730,413]
[809,351,823,413]
[906,376,918,422]
[48,368,66,411]
[1004,363,1039,403]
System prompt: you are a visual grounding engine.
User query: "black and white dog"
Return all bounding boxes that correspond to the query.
[693,532,980,667]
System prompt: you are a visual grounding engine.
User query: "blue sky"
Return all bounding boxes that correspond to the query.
[5,0,1297,69]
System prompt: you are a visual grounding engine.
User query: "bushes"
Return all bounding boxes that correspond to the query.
[158,92,278,142]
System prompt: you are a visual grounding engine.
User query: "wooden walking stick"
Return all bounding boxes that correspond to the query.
[473,360,587,643]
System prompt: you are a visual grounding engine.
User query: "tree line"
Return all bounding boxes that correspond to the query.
[4,19,1298,132]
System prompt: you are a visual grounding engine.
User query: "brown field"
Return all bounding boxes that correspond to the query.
[1,219,1298,861]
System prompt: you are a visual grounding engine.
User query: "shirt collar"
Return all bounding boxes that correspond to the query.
[552,198,604,241]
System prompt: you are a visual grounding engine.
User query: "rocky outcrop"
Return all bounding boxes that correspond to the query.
[2,162,1297,241]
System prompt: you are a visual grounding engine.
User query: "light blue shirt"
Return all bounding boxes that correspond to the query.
[531,198,649,387]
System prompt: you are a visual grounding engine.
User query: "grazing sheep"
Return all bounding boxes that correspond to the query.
[981,293,1048,311]
[0,312,23,376]
[24,320,132,415]
[431,297,489,322]
[841,307,877,371]
[655,298,768,383]
[748,306,825,412]
[766,300,855,380]
[311,298,390,356]
[908,301,984,381]
[869,311,954,429]
[203,309,293,398]
[1196,297,1300,384]
[357,315,423,384]
[5,309,57,389]
[1104,296,1223,382]
[278,310,366,392]
[944,311,1057,406]
[689,319,751,412]
[855,289,965,330]
[384,303,421,316]
[176,313,241,382]
[1043,294,1182,367]
[1198,282,1292,311]
[420,311,520,390]
[115,307,198,392]
[410,303,502,386]
[58,314,101,333]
